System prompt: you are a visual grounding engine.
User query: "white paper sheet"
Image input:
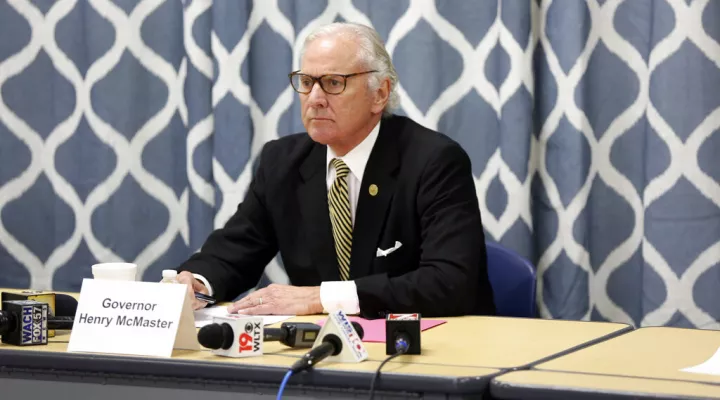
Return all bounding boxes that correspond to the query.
[193,306,293,328]
[681,346,720,375]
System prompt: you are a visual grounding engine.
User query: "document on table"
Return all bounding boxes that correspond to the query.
[315,316,446,342]
[681,346,720,375]
[193,306,293,328]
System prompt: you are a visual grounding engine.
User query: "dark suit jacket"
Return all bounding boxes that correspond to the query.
[178,114,496,318]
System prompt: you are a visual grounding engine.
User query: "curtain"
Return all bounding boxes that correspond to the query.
[1,0,719,328]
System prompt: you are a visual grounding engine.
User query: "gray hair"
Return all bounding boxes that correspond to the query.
[300,22,399,117]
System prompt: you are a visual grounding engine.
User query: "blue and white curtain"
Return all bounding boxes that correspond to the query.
[1,0,719,329]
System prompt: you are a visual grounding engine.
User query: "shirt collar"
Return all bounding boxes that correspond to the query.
[326,120,381,183]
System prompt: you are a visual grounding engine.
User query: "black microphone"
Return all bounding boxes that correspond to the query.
[6,314,89,332]
[54,294,78,317]
[2,291,77,338]
[47,316,75,330]
[263,322,322,348]
[198,322,234,350]
[385,313,421,355]
[1,313,77,332]
[0,309,17,336]
[368,315,420,400]
[0,300,49,346]
[197,322,323,350]
[291,321,364,373]
[3,296,80,332]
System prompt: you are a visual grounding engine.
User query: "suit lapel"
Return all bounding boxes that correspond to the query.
[298,143,340,282]
[350,119,401,279]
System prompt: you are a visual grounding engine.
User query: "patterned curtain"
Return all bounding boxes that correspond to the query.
[1,0,719,328]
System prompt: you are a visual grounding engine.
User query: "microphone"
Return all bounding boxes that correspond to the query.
[291,311,367,373]
[47,316,75,330]
[385,313,421,355]
[0,300,49,346]
[1,291,78,336]
[368,314,422,400]
[54,293,79,317]
[7,315,78,332]
[199,321,323,352]
[197,322,234,350]
[3,291,56,337]
[197,315,264,358]
[263,322,322,348]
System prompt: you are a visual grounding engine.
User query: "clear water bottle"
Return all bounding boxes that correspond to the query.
[160,269,179,284]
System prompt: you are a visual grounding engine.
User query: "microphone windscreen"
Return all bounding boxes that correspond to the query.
[220,322,234,349]
[55,294,78,317]
[351,321,364,339]
[198,324,225,349]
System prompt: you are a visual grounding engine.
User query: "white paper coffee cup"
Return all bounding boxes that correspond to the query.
[91,263,137,281]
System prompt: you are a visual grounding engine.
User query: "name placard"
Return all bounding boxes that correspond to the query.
[67,279,200,357]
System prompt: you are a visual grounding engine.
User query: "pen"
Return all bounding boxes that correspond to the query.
[194,292,217,305]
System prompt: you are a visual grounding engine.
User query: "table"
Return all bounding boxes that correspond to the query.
[1,341,500,399]
[535,327,720,382]
[2,326,502,399]
[0,288,633,399]
[491,327,720,399]
[491,370,720,399]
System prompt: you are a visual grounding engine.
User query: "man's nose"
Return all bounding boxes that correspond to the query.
[306,82,328,107]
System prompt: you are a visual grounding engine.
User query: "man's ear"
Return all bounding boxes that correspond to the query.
[371,78,391,114]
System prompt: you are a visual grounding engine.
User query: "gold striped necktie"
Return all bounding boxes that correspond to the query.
[328,158,352,281]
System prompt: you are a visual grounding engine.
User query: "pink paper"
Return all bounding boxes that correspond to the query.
[316,317,446,343]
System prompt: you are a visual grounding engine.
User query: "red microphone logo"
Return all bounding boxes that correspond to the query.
[388,313,419,321]
[238,321,261,353]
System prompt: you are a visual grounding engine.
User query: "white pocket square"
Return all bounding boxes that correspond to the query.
[376,241,402,257]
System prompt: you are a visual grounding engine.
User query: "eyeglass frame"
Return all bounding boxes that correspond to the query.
[288,70,378,95]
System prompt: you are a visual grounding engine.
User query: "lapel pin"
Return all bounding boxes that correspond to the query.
[369,184,379,196]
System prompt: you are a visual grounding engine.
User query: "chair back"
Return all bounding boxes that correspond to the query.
[485,241,536,318]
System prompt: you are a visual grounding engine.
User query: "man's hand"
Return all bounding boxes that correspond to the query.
[227,284,322,315]
[177,271,210,310]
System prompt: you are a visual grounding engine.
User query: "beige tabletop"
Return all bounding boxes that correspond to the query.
[258,314,631,369]
[492,370,720,399]
[1,288,631,370]
[535,326,720,385]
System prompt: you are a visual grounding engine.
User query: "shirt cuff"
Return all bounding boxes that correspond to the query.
[192,273,214,297]
[320,281,360,315]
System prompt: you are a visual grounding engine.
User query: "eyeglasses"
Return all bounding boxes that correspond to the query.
[288,70,378,95]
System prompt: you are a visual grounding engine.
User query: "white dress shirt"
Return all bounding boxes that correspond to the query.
[320,120,381,315]
[194,120,381,315]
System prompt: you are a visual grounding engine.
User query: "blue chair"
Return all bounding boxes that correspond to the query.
[485,241,537,318]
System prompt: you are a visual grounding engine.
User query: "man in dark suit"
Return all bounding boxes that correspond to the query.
[177,22,495,318]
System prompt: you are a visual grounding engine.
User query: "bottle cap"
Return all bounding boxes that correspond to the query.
[162,270,178,279]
